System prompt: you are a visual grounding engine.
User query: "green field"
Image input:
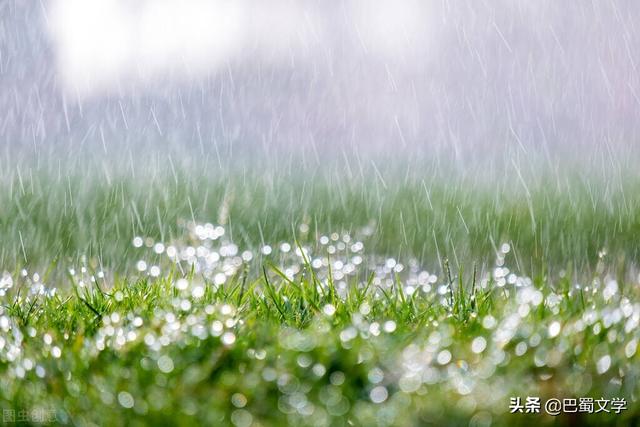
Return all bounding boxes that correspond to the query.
[0,157,639,426]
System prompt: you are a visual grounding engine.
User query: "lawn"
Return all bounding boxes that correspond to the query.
[0,157,638,426]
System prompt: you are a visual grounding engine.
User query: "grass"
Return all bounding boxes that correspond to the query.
[1,156,640,274]
[0,157,639,426]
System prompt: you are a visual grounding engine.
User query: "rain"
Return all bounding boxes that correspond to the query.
[1,1,640,426]
[2,1,639,165]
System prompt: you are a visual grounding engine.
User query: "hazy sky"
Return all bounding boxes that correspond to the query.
[1,0,640,164]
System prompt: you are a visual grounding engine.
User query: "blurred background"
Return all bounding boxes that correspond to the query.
[1,0,639,170]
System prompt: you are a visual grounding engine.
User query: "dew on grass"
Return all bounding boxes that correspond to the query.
[369,322,381,336]
[118,391,135,408]
[280,243,291,253]
[35,365,46,378]
[192,285,205,299]
[220,305,234,316]
[367,367,384,384]
[180,300,191,311]
[370,386,388,403]
[51,346,62,358]
[157,355,174,373]
[596,355,612,374]
[232,393,248,408]
[359,303,371,316]
[214,273,227,286]
[548,321,561,338]
[471,337,487,354]
[603,280,619,301]
[136,261,147,272]
[323,304,336,316]
[149,266,161,277]
[0,273,13,296]
[514,342,528,356]
[175,279,189,291]
[437,350,452,365]
[312,364,326,377]
[383,321,396,333]
[329,371,345,386]
[4,214,640,422]
[297,354,312,368]
[222,332,236,346]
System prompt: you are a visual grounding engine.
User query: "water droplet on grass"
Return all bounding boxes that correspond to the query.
[471,337,487,354]
[222,332,236,345]
[323,304,336,316]
[596,355,611,374]
[548,321,561,338]
[370,386,388,403]
[437,350,452,365]
[157,355,174,373]
[118,391,134,408]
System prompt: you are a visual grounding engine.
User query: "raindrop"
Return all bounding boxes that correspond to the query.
[157,355,174,373]
[548,321,561,338]
[437,350,452,365]
[383,320,396,333]
[117,391,135,409]
[323,304,336,316]
[596,355,611,374]
[136,261,147,272]
[370,386,388,403]
[222,332,236,346]
[471,337,487,354]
